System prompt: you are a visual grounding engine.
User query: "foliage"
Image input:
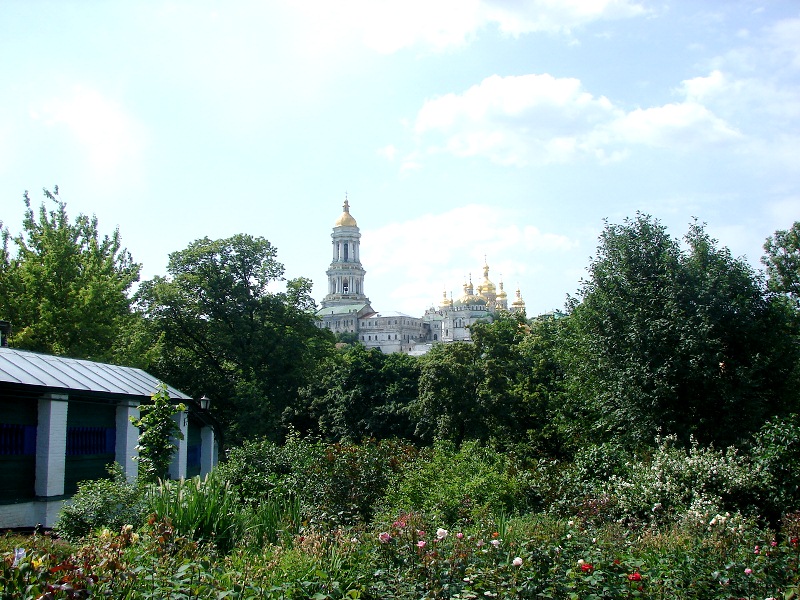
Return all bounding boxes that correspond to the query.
[130,383,185,484]
[378,440,532,528]
[53,463,146,543]
[217,435,417,526]
[294,344,420,441]
[136,233,334,443]
[0,187,140,362]
[564,214,799,448]
[750,413,800,522]
[763,220,800,303]
[413,342,482,444]
[8,506,800,598]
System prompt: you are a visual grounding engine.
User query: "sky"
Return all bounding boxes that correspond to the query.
[1,1,799,317]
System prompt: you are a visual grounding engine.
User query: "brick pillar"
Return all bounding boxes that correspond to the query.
[168,411,188,480]
[35,393,69,497]
[115,404,139,483]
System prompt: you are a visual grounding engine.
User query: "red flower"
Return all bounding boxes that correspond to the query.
[581,563,593,572]
[628,572,642,581]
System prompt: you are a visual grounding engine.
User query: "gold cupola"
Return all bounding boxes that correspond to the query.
[511,286,526,313]
[335,197,358,227]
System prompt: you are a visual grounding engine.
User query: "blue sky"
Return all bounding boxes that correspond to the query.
[1,1,798,317]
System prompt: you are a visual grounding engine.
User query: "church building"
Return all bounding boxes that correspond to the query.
[317,198,525,354]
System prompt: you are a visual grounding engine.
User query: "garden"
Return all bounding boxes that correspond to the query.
[3,432,800,599]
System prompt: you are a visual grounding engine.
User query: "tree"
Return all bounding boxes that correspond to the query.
[137,234,334,443]
[564,214,798,448]
[0,187,141,362]
[130,383,185,484]
[412,341,482,444]
[294,344,420,442]
[763,221,800,303]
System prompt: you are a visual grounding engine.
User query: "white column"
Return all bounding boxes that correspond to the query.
[115,404,139,483]
[168,411,188,479]
[200,426,216,476]
[36,393,69,497]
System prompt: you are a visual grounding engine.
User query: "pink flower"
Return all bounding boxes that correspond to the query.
[744,567,753,575]
[417,530,425,538]
[378,532,392,544]
[417,540,426,549]
[512,556,523,567]
[491,539,501,548]
[456,532,464,539]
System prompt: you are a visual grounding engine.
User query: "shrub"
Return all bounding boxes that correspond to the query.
[378,440,531,527]
[750,413,800,520]
[217,434,416,526]
[54,463,145,543]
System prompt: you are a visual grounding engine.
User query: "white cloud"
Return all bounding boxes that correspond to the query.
[286,0,648,55]
[411,73,741,166]
[605,102,741,148]
[481,0,647,36]
[360,204,578,314]
[32,86,146,177]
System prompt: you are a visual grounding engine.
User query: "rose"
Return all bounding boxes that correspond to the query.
[417,540,426,549]
[379,532,391,543]
[436,528,448,540]
[628,572,642,581]
[491,539,500,548]
[512,557,523,567]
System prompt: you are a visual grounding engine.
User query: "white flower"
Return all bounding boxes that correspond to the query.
[436,528,448,540]
[512,556,523,567]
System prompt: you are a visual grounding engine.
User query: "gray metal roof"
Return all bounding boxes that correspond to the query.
[0,347,191,400]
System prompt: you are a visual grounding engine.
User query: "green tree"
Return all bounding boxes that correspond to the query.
[564,214,798,448]
[763,221,800,303]
[137,234,334,443]
[412,341,482,444]
[130,383,185,484]
[0,187,141,362]
[294,344,419,442]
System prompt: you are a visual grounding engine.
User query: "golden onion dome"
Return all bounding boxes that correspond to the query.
[335,198,358,227]
[481,261,496,295]
[497,280,508,299]
[511,287,526,309]
[439,289,453,309]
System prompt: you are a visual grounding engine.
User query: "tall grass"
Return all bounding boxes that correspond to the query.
[146,473,301,553]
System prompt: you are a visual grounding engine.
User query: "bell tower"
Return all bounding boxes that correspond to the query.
[321,197,371,308]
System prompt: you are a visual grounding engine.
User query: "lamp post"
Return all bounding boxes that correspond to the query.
[199,395,211,411]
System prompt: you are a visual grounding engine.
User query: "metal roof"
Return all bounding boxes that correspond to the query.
[0,347,192,400]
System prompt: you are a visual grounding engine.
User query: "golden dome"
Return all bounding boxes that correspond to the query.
[480,261,496,295]
[335,198,357,227]
[511,287,526,309]
[458,275,486,306]
[497,280,507,299]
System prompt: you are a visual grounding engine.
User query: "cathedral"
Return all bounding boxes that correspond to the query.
[317,199,526,354]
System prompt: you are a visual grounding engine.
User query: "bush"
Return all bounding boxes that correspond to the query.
[378,440,531,527]
[217,434,416,526]
[751,413,800,521]
[54,463,145,543]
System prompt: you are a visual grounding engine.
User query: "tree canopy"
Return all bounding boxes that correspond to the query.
[562,214,799,448]
[0,187,140,362]
[136,233,335,444]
